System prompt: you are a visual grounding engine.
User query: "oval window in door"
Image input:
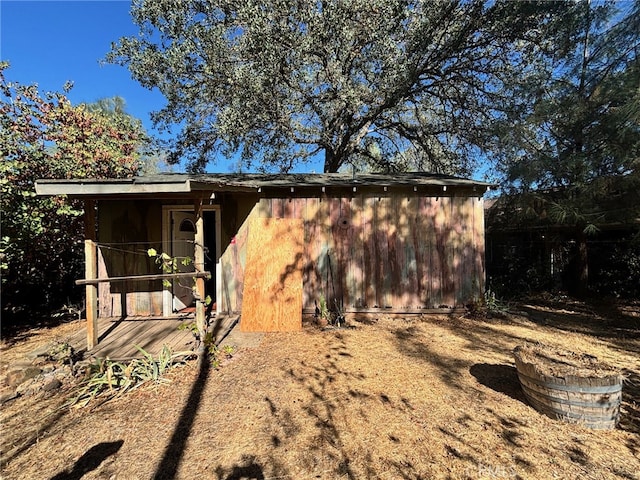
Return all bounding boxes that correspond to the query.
[179,218,195,233]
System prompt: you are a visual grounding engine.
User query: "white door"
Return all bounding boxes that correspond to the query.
[171,211,196,311]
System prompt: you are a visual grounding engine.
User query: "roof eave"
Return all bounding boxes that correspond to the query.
[35,173,496,197]
[35,179,192,197]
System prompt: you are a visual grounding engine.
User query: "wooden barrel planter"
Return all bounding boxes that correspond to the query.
[513,345,623,430]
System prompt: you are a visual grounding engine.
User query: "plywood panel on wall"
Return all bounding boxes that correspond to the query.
[241,217,304,332]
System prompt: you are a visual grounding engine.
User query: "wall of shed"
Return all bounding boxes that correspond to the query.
[93,190,485,317]
[96,199,165,317]
[218,191,485,314]
[95,195,254,317]
[219,193,258,247]
[218,202,255,314]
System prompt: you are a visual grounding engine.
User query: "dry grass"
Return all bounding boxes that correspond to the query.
[1,299,639,480]
[513,343,620,378]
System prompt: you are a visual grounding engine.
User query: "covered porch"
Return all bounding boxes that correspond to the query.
[35,175,254,352]
[64,313,240,361]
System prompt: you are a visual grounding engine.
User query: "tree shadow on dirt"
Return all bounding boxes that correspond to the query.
[50,440,123,480]
[152,353,210,480]
[408,305,640,438]
[214,455,265,480]
[280,331,361,479]
[515,300,640,355]
[259,329,429,479]
[0,313,80,348]
[507,301,640,436]
[392,323,465,387]
[1,400,71,467]
[390,310,639,479]
[620,368,640,438]
[388,320,532,476]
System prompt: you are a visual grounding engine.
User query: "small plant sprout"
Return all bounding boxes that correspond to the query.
[221,345,236,358]
[47,340,76,365]
[147,248,195,289]
[316,294,346,328]
[317,294,330,324]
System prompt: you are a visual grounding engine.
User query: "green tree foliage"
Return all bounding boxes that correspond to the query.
[82,95,172,174]
[107,0,563,173]
[0,62,149,318]
[488,1,640,295]
[492,2,639,193]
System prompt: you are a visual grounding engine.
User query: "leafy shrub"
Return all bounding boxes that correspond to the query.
[487,247,555,299]
[69,345,193,407]
[1,62,149,322]
[591,239,640,299]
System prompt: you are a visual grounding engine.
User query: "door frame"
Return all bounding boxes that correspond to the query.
[162,204,222,317]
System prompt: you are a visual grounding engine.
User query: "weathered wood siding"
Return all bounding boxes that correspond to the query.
[94,190,485,317]
[97,200,164,317]
[246,192,485,311]
[218,207,254,314]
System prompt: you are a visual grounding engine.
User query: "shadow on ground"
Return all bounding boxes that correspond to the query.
[214,455,265,480]
[50,440,123,480]
[386,298,639,478]
[469,363,527,403]
[152,352,210,480]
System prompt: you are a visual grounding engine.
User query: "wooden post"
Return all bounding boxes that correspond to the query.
[194,198,206,340]
[84,199,98,349]
[85,240,98,349]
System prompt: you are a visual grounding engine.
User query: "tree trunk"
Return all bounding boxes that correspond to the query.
[323,150,340,173]
[575,229,589,297]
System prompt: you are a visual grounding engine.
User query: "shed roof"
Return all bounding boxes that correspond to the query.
[36,172,494,197]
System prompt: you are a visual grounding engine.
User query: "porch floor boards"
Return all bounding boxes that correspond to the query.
[66,314,240,361]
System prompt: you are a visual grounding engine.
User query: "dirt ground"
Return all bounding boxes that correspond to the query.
[1,297,639,480]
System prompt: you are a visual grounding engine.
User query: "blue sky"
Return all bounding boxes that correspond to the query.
[1,1,163,129]
[1,0,253,173]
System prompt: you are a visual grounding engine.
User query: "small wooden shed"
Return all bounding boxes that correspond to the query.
[36,172,491,348]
